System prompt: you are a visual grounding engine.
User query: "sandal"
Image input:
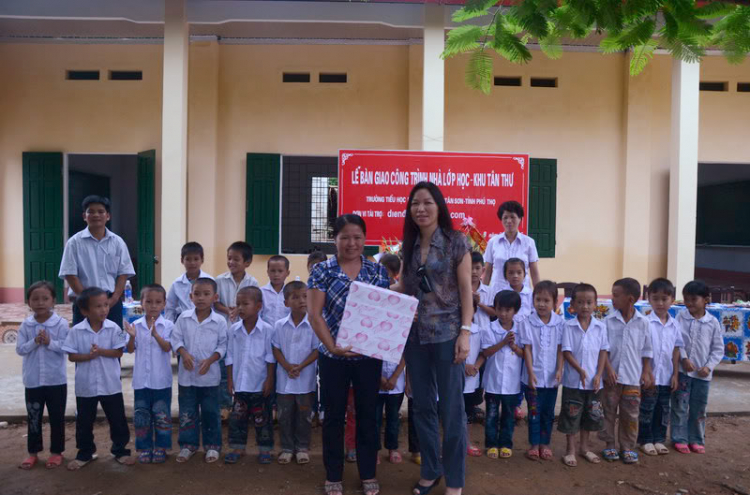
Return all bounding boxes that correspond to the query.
[115,455,135,465]
[223,452,243,464]
[654,443,670,455]
[622,450,639,464]
[580,451,601,464]
[602,448,620,462]
[411,453,422,465]
[673,443,690,454]
[152,449,167,464]
[67,454,97,471]
[689,444,705,454]
[389,450,402,463]
[176,448,195,463]
[296,452,310,464]
[411,476,442,495]
[500,447,512,458]
[362,479,380,495]
[278,452,293,464]
[324,481,343,495]
[345,450,357,463]
[258,452,272,464]
[540,447,554,460]
[525,448,540,460]
[45,454,64,469]
[562,454,577,467]
[487,447,499,459]
[205,449,220,463]
[19,455,38,470]
[640,443,658,456]
[138,450,153,464]
[467,445,482,457]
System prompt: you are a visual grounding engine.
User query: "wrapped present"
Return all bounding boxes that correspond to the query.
[460,217,487,254]
[335,281,418,364]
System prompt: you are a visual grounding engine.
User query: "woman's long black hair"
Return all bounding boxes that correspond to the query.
[401,181,454,274]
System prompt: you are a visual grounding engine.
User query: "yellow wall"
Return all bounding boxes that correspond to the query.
[1,42,749,300]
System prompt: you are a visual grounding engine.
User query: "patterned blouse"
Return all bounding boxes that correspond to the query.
[403,228,470,345]
[308,255,391,360]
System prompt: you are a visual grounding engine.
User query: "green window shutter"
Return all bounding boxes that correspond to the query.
[528,158,557,258]
[363,246,380,258]
[246,153,281,255]
[136,150,156,292]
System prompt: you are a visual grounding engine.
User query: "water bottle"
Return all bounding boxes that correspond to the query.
[124,280,133,303]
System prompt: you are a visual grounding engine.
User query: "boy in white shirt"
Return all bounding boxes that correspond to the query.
[671,280,724,455]
[123,284,174,464]
[165,242,213,322]
[377,357,406,464]
[600,278,654,464]
[62,287,132,470]
[171,278,228,464]
[260,255,291,327]
[559,283,609,468]
[504,258,533,322]
[481,290,524,460]
[225,286,276,465]
[272,281,319,465]
[638,278,683,456]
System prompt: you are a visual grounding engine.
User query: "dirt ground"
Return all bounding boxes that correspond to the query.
[1,416,749,495]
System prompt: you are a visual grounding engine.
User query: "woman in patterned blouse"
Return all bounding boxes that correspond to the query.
[308,214,391,495]
[391,182,474,495]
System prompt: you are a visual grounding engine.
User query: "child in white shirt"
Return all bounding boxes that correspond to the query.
[519,280,564,461]
[504,258,533,322]
[124,284,174,464]
[559,283,609,468]
[481,290,524,460]
[16,281,69,470]
[272,282,319,465]
[165,242,213,322]
[260,255,291,327]
[377,358,406,463]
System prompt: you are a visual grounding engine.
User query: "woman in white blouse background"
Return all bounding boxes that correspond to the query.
[482,200,541,293]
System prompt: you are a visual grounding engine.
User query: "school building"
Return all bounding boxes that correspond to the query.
[1,0,749,303]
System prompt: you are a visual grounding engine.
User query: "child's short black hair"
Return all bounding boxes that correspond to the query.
[470,251,484,265]
[533,280,558,305]
[494,290,521,312]
[682,280,710,298]
[26,280,56,302]
[307,250,327,267]
[497,200,524,220]
[571,283,598,303]
[268,255,290,270]
[140,283,166,300]
[82,195,111,213]
[237,285,263,304]
[77,287,107,311]
[613,277,641,300]
[379,254,401,276]
[181,242,204,260]
[283,281,307,300]
[503,257,526,278]
[192,277,217,294]
[228,241,253,263]
[648,278,675,298]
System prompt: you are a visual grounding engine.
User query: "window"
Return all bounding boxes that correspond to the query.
[311,177,338,243]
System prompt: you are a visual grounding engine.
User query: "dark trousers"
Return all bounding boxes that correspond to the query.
[638,385,672,445]
[178,385,222,451]
[523,385,558,446]
[278,393,314,453]
[218,359,233,410]
[73,294,123,329]
[407,397,420,453]
[376,393,404,451]
[319,355,381,483]
[404,338,467,489]
[25,385,67,455]
[228,391,274,452]
[75,393,131,461]
[485,393,517,449]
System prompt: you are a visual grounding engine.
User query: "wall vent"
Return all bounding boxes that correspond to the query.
[67,70,99,81]
[494,76,522,87]
[699,81,728,92]
[737,82,750,93]
[530,77,558,88]
[283,73,311,83]
[319,73,347,83]
[110,71,143,81]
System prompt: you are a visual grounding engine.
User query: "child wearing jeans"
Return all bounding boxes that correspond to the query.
[639,278,683,456]
[481,290,524,459]
[172,278,228,464]
[559,283,608,468]
[63,287,133,470]
[519,280,564,461]
[376,357,406,464]
[671,280,724,454]
[124,284,174,464]
[272,282,319,465]
[16,281,69,470]
[225,286,276,464]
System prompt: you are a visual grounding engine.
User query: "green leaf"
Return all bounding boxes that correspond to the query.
[442,25,484,58]
[491,19,533,63]
[623,0,664,23]
[695,2,737,20]
[618,18,656,47]
[540,27,564,59]
[629,39,658,75]
[465,49,494,94]
[452,0,500,22]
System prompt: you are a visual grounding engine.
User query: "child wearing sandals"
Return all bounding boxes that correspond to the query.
[272,282,319,465]
[123,284,174,464]
[519,280,564,462]
[638,278,683,457]
[558,283,608,468]
[16,281,69,470]
[225,286,276,464]
[63,287,133,470]
[671,280,724,455]
[600,278,654,465]
[171,278,228,464]
[376,357,406,464]
[481,290,524,459]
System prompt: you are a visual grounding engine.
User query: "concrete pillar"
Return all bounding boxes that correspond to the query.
[422,4,445,151]
[408,44,423,150]
[667,59,700,292]
[160,0,189,286]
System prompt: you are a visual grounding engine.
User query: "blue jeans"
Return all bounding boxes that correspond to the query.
[376,393,404,451]
[134,387,172,451]
[484,393,517,449]
[638,385,672,445]
[178,385,221,452]
[523,385,558,446]
[219,359,233,410]
[671,373,710,445]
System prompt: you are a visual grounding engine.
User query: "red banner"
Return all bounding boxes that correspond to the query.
[338,150,530,245]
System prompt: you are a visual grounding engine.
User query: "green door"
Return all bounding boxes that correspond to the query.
[137,150,156,292]
[23,152,64,302]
